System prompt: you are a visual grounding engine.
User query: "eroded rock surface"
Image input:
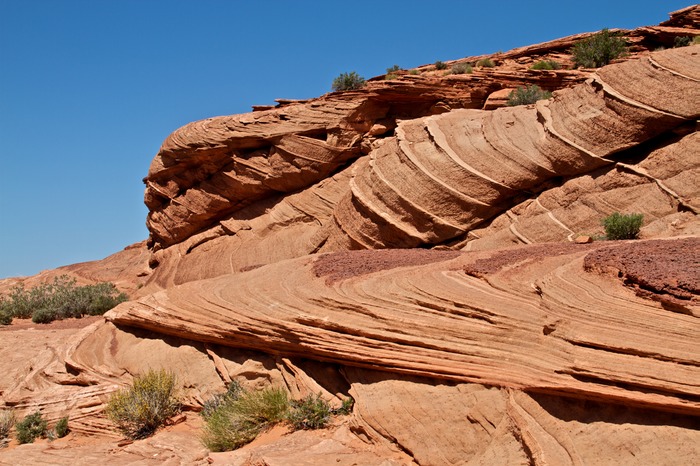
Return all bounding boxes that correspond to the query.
[2,8,699,466]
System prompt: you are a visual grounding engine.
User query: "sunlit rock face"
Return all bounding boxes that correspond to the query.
[2,8,698,465]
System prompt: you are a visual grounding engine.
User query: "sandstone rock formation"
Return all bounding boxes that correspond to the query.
[1,7,699,466]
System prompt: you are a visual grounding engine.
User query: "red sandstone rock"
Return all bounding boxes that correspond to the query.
[2,8,699,465]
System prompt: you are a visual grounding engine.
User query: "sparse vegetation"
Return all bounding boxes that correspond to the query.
[434,60,447,70]
[507,85,552,106]
[0,410,15,445]
[54,416,69,438]
[106,369,180,439]
[201,385,289,452]
[451,62,472,74]
[572,29,627,68]
[15,411,47,444]
[385,65,401,80]
[674,36,692,47]
[530,59,561,70]
[331,72,366,92]
[476,58,494,68]
[336,397,354,415]
[201,383,355,452]
[287,393,332,430]
[0,275,127,325]
[602,212,643,240]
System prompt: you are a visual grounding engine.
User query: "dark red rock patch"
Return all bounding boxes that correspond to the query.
[313,249,461,284]
[463,242,598,277]
[583,237,699,312]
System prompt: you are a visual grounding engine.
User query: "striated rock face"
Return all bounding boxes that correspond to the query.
[2,8,699,465]
[108,241,700,416]
[324,47,698,250]
[142,46,699,290]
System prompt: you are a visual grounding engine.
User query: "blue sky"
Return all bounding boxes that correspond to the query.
[0,0,692,278]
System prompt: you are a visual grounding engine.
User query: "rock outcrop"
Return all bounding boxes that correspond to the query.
[1,7,699,466]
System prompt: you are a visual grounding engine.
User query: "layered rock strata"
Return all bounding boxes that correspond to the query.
[325,46,698,249]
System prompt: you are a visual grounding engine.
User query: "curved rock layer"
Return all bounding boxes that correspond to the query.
[326,46,699,250]
[462,129,700,250]
[109,239,700,417]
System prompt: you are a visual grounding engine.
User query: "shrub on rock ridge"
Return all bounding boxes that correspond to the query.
[331,72,366,91]
[0,275,127,325]
[507,85,552,106]
[572,29,627,68]
[530,59,561,70]
[451,62,473,74]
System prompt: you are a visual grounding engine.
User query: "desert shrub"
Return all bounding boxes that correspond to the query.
[451,62,472,74]
[287,393,332,430]
[507,85,552,106]
[602,213,643,240]
[0,297,11,325]
[385,64,401,80]
[476,58,494,68]
[331,72,365,92]
[694,36,700,45]
[572,29,627,68]
[409,69,420,75]
[106,369,180,439]
[530,59,561,70]
[15,411,47,444]
[54,416,69,438]
[0,410,15,441]
[0,275,127,325]
[201,385,289,452]
[201,381,243,419]
[335,397,354,415]
[674,36,692,47]
[434,60,447,70]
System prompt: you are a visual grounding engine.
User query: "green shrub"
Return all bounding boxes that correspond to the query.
[434,60,447,70]
[0,275,127,325]
[201,386,289,452]
[106,369,180,439]
[674,36,692,47]
[694,36,700,45]
[530,60,561,70]
[476,58,494,68]
[451,63,472,74]
[287,393,332,430]
[572,29,627,68]
[507,85,552,106]
[335,397,354,415]
[0,298,11,325]
[331,72,366,92]
[54,416,69,438]
[0,410,15,441]
[15,411,47,444]
[385,73,398,80]
[201,381,243,419]
[602,213,643,240]
[386,64,400,74]
[409,69,420,75]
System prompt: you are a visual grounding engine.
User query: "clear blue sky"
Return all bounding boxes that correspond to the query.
[0,0,692,278]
